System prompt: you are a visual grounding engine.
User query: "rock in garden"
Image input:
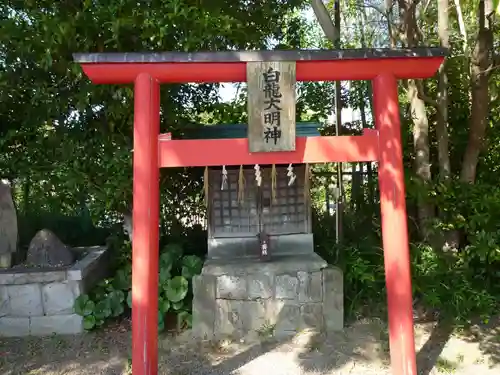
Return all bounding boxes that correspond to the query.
[0,179,18,268]
[26,229,74,267]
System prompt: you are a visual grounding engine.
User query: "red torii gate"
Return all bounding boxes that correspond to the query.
[73,48,445,375]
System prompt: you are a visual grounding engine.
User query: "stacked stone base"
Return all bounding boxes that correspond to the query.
[192,253,343,339]
[0,247,108,337]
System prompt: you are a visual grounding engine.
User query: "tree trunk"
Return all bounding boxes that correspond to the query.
[386,0,397,48]
[357,3,375,208]
[435,0,462,250]
[453,0,469,57]
[399,0,434,238]
[436,0,451,180]
[333,0,344,243]
[409,80,434,237]
[310,0,344,243]
[460,0,493,183]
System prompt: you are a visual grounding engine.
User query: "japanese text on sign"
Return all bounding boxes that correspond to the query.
[247,61,296,152]
[262,67,282,145]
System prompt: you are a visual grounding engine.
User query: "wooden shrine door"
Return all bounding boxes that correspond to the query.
[208,165,309,239]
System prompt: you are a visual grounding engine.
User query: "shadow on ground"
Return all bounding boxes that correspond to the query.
[161,319,390,375]
[414,315,500,375]
[460,315,500,366]
[415,319,455,375]
[0,319,388,375]
[1,318,499,375]
[0,329,128,375]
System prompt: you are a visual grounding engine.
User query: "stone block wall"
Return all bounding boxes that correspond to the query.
[0,246,108,337]
[192,254,343,339]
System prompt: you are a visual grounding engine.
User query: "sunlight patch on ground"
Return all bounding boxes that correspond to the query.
[234,351,315,375]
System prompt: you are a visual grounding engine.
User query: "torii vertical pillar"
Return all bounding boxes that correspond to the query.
[373,73,417,375]
[131,73,160,375]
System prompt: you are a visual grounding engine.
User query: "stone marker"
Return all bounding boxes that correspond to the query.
[26,229,74,267]
[0,180,18,269]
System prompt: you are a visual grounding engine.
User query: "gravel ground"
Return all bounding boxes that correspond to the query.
[0,318,498,375]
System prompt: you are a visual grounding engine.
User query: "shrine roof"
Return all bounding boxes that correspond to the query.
[73,47,446,64]
[182,123,321,140]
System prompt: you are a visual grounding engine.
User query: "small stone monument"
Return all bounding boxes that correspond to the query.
[0,179,18,269]
[26,229,74,267]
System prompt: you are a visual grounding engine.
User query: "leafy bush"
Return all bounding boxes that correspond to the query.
[313,207,387,319]
[313,182,500,323]
[411,242,497,321]
[74,241,203,331]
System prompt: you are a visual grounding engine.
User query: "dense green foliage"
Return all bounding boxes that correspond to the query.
[1,0,499,330]
[74,235,203,331]
[314,184,500,323]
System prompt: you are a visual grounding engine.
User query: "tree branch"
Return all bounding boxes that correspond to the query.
[310,0,339,44]
[416,80,439,108]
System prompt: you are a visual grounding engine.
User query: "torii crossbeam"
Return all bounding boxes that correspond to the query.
[73,47,446,375]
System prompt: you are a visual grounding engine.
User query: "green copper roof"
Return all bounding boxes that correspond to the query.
[182,122,322,139]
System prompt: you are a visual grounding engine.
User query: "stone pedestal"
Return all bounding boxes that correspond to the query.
[192,253,343,340]
[0,246,109,337]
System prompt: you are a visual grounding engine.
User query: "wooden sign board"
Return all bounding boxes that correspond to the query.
[247,61,296,152]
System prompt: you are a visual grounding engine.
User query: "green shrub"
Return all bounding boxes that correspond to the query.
[74,241,203,331]
[313,179,500,323]
[411,242,497,322]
